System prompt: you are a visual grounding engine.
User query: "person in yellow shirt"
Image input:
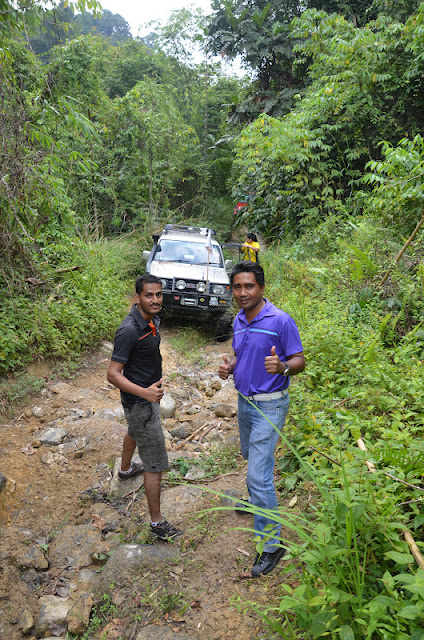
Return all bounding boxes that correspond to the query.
[241,232,260,262]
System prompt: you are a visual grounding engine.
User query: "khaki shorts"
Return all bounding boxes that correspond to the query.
[124,402,168,473]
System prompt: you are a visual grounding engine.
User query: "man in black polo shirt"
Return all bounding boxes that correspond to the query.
[107,274,182,541]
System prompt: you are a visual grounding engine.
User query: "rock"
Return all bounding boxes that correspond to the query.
[209,377,223,391]
[220,489,243,508]
[205,428,224,443]
[67,592,94,635]
[168,451,200,466]
[214,403,236,418]
[34,595,72,638]
[32,406,45,418]
[162,427,172,441]
[58,437,87,456]
[90,503,121,532]
[109,456,144,498]
[96,544,179,594]
[184,467,206,481]
[15,545,49,571]
[211,381,238,404]
[38,428,68,445]
[184,404,201,415]
[94,407,124,420]
[151,485,204,522]
[100,340,114,352]
[48,525,109,570]
[205,388,214,397]
[19,607,34,634]
[41,452,54,465]
[170,425,189,439]
[49,382,71,395]
[0,473,6,493]
[66,408,93,421]
[160,392,176,418]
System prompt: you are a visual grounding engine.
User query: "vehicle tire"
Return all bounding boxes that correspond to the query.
[214,311,233,342]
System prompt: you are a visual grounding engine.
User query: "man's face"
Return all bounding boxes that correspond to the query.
[135,283,163,320]
[231,272,264,313]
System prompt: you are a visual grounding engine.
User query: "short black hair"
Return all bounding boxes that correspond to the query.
[230,262,265,287]
[135,273,162,294]
[246,232,258,242]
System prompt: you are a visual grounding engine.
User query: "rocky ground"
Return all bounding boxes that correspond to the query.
[0,322,301,640]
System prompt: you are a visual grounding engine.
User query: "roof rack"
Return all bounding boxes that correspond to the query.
[162,224,216,236]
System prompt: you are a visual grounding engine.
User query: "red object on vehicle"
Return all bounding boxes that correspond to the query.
[233,201,248,215]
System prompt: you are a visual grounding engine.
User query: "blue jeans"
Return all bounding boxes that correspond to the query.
[238,393,290,552]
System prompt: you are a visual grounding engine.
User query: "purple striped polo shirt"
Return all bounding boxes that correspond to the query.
[232,298,303,396]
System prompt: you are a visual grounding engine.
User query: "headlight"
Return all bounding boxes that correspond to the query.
[196,282,206,293]
[160,279,168,290]
[212,284,225,295]
[176,279,186,290]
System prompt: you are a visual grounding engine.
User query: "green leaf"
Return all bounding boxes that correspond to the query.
[384,551,413,564]
[278,596,298,612]
[339,625,355,640]
[397,605,419,620]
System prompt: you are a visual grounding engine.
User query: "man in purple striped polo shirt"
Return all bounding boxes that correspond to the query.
[219,262,305,577]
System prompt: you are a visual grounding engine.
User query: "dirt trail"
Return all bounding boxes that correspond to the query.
[0,324,292,640]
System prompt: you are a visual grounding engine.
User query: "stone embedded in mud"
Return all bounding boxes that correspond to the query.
[48,525,109,570]
[15,544,49,571]
[94,407,125,420]
[184,467,206,481]
[19,607,34,634]
[39,427,68,445]
[95,544,180,595]
[49,382,72,395]
[213,403,237,418]
[0,472,7,493]
[209,377,223,391]
[32,406,45,418]
[34,595,72,638]
[67,591,94,635]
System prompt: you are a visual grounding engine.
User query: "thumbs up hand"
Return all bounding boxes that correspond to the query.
[219,355,231,380]
[145,379,164,403]
[265,345,282,374]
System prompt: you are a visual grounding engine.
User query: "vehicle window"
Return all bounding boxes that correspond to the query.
[155,240,222,266]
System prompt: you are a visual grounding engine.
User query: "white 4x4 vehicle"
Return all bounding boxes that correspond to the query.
[143,225,234,341]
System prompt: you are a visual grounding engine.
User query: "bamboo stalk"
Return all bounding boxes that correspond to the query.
[403,530,424,569]
[380,214,424,286]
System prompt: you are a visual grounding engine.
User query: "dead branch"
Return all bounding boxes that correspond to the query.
[380,214,424,286]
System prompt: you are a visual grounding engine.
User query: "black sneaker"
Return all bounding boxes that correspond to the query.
[150,519,184,541]
[118,461,144,480]
[251,547,286,577]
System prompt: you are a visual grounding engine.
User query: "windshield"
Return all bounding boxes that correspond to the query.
[154,240,223,266]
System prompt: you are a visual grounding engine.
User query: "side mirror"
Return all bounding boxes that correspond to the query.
[225,259,233,270]
[142,250,150,261]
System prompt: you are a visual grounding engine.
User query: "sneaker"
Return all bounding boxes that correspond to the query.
[118,461,144,480]
[150,519,184,541]
[251,547,286,577]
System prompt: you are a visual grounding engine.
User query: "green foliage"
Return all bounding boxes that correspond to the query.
[208,0,304,122]
[364,134,424,232]
[231,4,424,237]
[0,237,134,374]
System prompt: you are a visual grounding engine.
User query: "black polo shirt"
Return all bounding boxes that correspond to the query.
[111,304,162,409]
